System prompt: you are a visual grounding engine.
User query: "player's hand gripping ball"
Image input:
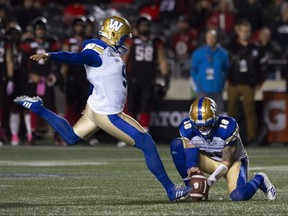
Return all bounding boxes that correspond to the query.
[189,172,209,201]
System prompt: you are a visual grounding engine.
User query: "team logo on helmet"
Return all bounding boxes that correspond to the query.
[108,19,124,32]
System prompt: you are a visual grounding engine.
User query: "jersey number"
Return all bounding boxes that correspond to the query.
[135,46,153,62]
[183,120,192,130]
[219,119,229,129]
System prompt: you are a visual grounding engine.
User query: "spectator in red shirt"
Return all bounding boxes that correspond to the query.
[206,0,235,34]
[169,16,198,77]
[63,3,86,26]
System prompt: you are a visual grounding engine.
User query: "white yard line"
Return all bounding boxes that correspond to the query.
[250,166,288,171]
[0,161,109,166]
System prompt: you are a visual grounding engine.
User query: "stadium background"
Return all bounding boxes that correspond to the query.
[1,0,288,145]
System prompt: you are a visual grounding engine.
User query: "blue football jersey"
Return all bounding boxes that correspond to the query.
[179,115,247,161]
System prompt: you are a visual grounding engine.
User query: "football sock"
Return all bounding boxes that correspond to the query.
[230,175,263,201]
[10,113,20,135]
[134,133,174,193]
[24,113,32,138]
[34,106,81,144]
[170,138,190,186]
[107,114,174,193]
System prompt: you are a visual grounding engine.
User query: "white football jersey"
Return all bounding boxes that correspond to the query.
[83,40,127,115]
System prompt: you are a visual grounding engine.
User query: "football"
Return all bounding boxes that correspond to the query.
[189,173,209,201]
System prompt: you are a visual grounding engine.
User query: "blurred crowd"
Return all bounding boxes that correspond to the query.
[0,0,288,146]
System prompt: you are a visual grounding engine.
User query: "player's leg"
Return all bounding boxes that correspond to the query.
[14,96,85,144]
[255,172,276,200]
[227,84,241,119]
[138,84,154,131]
[241,85,257,143]
[9,109,20,145]
[116,82,140,147]
[22,82,38,144]
[9,87,22,145]
[227,158,276,201]
[87,109,191,201]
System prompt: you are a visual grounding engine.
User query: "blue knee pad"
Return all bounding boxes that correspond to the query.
[133,132,175,192]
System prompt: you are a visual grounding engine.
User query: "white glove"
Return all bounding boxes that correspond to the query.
[6,80,15,95]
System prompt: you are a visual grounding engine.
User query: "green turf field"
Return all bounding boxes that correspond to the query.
[0,143,287,215]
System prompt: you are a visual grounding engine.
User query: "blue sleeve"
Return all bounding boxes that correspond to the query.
[185,147,199,169]
[179,118,193,140]
[49,49,102,67]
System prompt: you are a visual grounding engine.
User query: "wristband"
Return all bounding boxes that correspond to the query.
[207,164,228,187]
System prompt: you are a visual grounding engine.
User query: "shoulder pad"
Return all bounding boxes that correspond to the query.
[217,116,239,144]
[82,39,107,54]
[179,118,194,140]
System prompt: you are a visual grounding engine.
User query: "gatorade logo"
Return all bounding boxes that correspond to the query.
[264,100,286,131]
[108,19,123,32]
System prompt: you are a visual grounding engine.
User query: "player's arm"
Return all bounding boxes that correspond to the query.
[183,138,201,176]
[222,141,237,168]
[30,49,102,67]
[6,45,14,79]
[206,142,237,187]
[157,44,169,76]
[180,119,201,176]
[207,121,239,187]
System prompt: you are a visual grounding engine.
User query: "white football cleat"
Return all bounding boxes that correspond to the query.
[257,172,276,200]
[14,96,43,112]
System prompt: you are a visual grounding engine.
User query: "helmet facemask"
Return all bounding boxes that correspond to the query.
[194,120,216,137]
